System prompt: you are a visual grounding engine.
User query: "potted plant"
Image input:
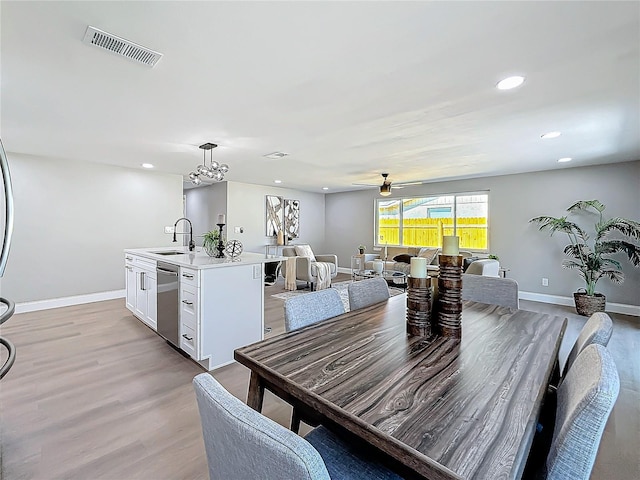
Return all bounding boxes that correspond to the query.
[202,229,223,257]
[358,244,366,254]
[530,200,640,316]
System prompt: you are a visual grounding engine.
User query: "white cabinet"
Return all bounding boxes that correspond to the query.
[179,267,200,360]
[124,249,269,371]
[124,254,157,330]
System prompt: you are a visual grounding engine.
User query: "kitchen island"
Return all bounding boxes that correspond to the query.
[124,246,285,370]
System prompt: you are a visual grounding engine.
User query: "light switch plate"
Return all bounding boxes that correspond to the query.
[234,226,244,234]
[164,226,175,234]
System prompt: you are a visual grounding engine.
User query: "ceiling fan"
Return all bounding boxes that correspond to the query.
[352,173,424,196]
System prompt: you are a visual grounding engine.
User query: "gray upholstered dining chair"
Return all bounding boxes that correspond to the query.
[562,312,613,378]
[193,373,402,480]
[347,277,390,310]
[284,288,345,432]
[544,344,619,480]
[284,289,345,332]
[461,274,519,309]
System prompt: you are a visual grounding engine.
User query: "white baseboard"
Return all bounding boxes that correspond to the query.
[15,289,126,314]
[337,267,351,275]
[519,291,640,317]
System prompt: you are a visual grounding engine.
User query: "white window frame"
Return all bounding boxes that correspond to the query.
[374,190,490,252]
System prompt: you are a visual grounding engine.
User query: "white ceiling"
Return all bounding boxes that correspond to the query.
[2,1,639,193]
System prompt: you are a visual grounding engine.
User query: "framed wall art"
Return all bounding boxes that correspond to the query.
[265,195,283,237]
[284,199,300,240]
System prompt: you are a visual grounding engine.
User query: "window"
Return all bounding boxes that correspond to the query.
[376,192,489,251]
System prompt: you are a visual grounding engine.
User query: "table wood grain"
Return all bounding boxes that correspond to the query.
[235,296,566,480]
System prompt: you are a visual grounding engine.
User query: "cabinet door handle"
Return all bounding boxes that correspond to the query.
[140,272,146,291]
[125,256,133,261]
[182,300,193,306]
[182,334,193,341]
[182,273,194,279]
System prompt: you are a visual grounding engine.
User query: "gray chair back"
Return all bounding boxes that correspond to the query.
[193,373,331,480]
[348,277,390,310]
[461,274,519,309]
[563,312,613,377]
[284,289,345,332]
[546,344,619,480]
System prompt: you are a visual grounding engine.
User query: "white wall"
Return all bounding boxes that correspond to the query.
[226,181,327,254]
[185,181,327,255]
[326,161,640,307]
[3,154,183,303]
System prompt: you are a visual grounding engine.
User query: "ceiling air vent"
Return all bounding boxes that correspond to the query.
[82,26,163,68]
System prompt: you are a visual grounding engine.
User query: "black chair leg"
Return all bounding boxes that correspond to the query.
[291,408,301,434]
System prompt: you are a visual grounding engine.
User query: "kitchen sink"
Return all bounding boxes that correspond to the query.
[150,250,185,256]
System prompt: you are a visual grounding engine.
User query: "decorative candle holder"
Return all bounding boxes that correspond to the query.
[406,276,434,337]
[215,223,226,258]
[437,254,463,339]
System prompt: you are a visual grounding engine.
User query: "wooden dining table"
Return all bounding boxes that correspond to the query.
[234,295,567,480]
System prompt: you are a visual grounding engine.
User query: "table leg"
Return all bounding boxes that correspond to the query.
[247,371,265,412]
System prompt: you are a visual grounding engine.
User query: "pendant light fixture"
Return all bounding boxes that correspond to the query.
[188,143,229,185]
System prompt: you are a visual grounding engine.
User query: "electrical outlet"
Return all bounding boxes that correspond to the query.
[164,226,175,234]
[542,278,549,287]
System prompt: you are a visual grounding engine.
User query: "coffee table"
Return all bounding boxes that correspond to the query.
[353,269,407,290]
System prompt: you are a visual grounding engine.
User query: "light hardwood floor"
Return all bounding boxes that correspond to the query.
[0,273,638,479]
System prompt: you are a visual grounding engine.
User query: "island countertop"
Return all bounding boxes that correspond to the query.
[125,246,286,269]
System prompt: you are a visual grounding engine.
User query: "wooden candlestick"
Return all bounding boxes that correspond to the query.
[406,276,433,337]
[437,254,463,339]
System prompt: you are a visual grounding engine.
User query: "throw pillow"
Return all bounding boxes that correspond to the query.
[294,244,316,262]
[393,253,414,264]
[417,248,439,264]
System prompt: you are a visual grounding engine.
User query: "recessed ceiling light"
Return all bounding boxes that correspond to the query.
[496,75,525,90]
[322,187,329,191]
[558,157,572,163]
[274,180,282,184]
[264,152,289,159]
[141,163,154,169]
[541,131,562,139]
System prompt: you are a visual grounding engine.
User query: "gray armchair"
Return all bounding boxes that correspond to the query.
[282,246,338,291]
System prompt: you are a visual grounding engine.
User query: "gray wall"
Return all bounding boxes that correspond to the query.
[184,182,228,246]
[326,161,640,306]
[3,154,184,303]
[186,181,327,255]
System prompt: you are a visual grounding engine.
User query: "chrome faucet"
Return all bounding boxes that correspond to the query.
[173,217,195,251]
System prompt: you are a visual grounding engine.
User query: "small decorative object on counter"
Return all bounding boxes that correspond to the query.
[215,216,226,258]
[225,240,243,258]
[358,244,366,254]
[202,229,220,257]
[437,254,463,339]
[406,276,433,337]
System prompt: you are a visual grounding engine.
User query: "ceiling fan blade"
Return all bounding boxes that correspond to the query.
[394,181,424,186]
[352,182,379,187]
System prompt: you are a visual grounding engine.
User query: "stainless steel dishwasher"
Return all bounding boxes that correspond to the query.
[156,262,179,347]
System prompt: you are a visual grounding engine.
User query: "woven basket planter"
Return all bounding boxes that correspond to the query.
[573,291,606,316]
